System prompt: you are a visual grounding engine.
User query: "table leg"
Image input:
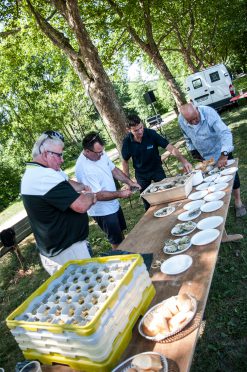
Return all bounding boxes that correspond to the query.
[221,229,243,243]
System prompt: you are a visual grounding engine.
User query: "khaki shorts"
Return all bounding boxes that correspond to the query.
[40,240,91,276]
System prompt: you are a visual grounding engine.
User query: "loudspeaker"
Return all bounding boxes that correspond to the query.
[143,90,156,105]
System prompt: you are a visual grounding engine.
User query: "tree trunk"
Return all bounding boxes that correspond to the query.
[68,55,127,155]
[144,47,187,107]
[27,0,127,155]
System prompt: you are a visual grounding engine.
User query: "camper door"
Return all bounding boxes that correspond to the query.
[187,72,213,106]
[204,67,231,103]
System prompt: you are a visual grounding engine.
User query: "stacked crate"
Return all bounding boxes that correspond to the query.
[6,254,155,371]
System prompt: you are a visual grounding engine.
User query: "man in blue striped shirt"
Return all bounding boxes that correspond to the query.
[179,103,246,217]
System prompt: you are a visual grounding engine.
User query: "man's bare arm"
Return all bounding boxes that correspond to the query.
[166,144,192,173]
[70,193,96,213]
[69,179,91,192]
[122,159,130,178]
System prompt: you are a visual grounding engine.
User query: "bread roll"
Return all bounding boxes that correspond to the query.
[159,316,170,334]
[177,293,193,312]
[162,305,173,320]
[142,313,161,337]
[165,296,179,315]
[132,354,162,371]
[168,311,187,332]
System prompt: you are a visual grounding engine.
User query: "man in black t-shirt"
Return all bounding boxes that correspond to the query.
[122,115,192,210]
[21,131,97,275]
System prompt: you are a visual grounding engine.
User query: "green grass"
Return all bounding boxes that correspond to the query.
[1,104,247,371]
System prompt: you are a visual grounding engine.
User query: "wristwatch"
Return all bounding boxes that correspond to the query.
[221,151,228,156]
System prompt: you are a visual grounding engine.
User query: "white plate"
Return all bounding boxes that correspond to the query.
[204,191,226,202]
[138,295,197,342]
[178,209,201,221]
[203,174,220,183]
[161,255,193,275]
[188,190,208,200]
[208,167,221,175]
[208,182,228,192]
[191,229,220,245]
[154,206,175,218]
[195,182,211,191]
[214,175,233,183]
[171,222,197,236]
[163,238,192,255]
[200,200,224,212]
[220,167,238,176]
[226,159,235,166]
[112,352,168,372]
[184,199,205,211]
[197,216,224,230]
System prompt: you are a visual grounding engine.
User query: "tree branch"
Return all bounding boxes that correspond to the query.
[26,0,78,60]
[106,0,150,53]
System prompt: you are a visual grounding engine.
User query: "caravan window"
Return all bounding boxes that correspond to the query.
[192,78,202,89]
[209,71,220,83]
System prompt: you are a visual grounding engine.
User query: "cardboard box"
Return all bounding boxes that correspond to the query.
[141,174,193,206]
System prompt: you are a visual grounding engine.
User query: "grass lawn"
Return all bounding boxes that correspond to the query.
[0,104,247,371]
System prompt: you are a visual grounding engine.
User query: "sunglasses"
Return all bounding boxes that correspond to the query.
[44,131,64,142]
[39,131,64,154]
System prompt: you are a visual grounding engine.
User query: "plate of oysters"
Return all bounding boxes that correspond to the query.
[177,208,201,221]
[171,221,197,236]
[154,206,175,218]
[145,175,190,194]
[138,293,197,341]
[163,236,192,255]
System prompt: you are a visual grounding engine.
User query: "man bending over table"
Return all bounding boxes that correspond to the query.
[75,132,140,249]
[179,103,246,217]
[21,131,97,275]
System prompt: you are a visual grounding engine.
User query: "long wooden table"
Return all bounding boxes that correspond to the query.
[42,161,243,372]
[116,160,243,372]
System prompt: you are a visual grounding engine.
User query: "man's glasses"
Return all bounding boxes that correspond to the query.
[39,131,64,154]
[90,149,104,155]
[46,150,63,158]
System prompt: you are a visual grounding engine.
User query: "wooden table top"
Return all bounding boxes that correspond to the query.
[116,162,238,372]
[42,161,241,372]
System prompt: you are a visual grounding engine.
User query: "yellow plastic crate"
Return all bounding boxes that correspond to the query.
[22,284,155,372]
[7,255,143,336]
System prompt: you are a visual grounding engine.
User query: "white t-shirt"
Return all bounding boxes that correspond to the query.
[75,152,119,217]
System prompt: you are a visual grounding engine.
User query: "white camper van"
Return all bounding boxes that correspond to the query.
[186,64,235,110]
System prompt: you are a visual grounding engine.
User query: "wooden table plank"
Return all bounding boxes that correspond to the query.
[117,161,239,372]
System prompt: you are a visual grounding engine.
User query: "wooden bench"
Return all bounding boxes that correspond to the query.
[0,215,32,266]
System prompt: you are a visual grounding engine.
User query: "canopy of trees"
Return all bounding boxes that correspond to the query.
[0,0,246,211]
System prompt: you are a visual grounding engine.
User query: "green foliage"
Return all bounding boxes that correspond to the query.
[0,161,22,211]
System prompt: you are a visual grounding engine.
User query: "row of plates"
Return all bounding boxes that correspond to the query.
[154,199,224,220]
[113,163,237,371]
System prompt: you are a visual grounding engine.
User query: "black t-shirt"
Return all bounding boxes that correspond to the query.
[121,128,169,176]
[21,163,89,258]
